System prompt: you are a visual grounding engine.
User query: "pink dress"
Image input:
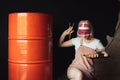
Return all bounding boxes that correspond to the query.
[67,46,96,79]
[67,37,104,80]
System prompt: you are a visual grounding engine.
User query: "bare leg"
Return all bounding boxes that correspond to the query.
[67,68,83,80]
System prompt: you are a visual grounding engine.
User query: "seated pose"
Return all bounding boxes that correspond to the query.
[59,20,108,80]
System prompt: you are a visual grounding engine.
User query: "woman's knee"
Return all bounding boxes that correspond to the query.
[67,68,83,79]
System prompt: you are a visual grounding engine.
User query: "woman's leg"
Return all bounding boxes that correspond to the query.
[67,67,83,80]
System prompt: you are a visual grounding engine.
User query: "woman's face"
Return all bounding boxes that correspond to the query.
[77,21,91,37]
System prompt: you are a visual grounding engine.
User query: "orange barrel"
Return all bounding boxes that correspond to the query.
[8,12,53,80]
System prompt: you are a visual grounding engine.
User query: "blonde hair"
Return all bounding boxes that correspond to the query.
[77,20,94,39]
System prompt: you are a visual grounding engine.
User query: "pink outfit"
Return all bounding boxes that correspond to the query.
[67,46,96,80]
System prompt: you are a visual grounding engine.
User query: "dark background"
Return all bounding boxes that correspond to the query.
[0,0,120,80]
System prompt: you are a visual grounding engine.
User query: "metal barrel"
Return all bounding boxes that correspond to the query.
[8,12,52,80]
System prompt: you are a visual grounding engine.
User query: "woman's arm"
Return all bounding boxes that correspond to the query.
[84,39,109,58]
[59,27,74,47]
[84,50,109,58]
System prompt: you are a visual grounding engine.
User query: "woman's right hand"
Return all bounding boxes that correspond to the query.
[62,26,74,36]
[59,26,74,47]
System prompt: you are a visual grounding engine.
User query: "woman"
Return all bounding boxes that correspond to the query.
[59,20,108,80]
